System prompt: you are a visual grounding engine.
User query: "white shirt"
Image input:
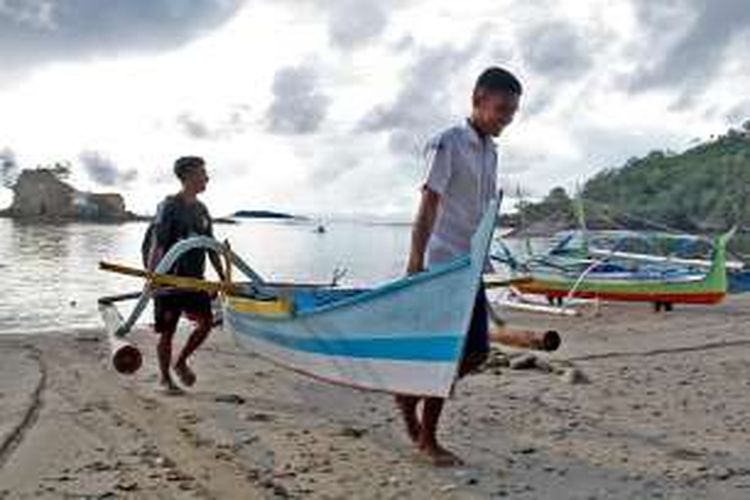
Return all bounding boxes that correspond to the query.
[423,120,498,266]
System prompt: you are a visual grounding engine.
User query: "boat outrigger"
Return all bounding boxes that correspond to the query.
[98,199,500,398]
[495,228,735,310]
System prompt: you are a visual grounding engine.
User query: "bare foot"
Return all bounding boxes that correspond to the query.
[418,441,464,467]
[159,379,184,396]
[395,395,421,443]
[174,362,196,387]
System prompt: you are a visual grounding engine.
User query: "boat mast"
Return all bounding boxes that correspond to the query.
[516,184,533,257]
[574,182,589,255]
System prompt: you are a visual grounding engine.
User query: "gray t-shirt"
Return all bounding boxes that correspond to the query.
[423,120,498,266]
[153,195,213,278]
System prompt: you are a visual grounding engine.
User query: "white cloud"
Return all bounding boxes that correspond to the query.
[0,0,748,218]
[0,0,244,78]
[628,0,750,99]
[266,64,331,135]
[327,0,389,49]
[79,150,137,187]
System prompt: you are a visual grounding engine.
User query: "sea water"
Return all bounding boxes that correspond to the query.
[0,217,415,334]
[0,217,538,335]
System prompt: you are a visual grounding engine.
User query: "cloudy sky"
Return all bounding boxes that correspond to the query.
[0,0,748,218]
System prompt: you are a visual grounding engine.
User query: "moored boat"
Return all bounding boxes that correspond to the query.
[511,229,734,306]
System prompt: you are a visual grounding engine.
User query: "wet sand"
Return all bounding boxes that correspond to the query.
[1,295,749,499]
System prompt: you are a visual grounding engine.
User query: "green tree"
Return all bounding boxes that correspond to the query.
[517,126,750,235]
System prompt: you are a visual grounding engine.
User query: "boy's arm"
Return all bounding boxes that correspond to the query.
[148,244,164,273]
[148,201,171,273]
[406,188,440,275]
[209,250,226,282]
[205,214,226,282]
[407,133,451,274]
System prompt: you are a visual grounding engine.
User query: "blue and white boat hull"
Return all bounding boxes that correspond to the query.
[224,199,499,397]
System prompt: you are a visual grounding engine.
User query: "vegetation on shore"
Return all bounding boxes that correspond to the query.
[505,122,750,242]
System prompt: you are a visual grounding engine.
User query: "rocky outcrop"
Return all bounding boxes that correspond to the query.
[3,169,132,221]
[8,170,76,218]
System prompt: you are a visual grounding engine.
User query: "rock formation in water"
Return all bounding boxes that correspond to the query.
[2,169,133,221]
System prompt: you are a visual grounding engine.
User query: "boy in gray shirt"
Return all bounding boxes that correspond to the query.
[398,67,522,466]
[148,156,225,393]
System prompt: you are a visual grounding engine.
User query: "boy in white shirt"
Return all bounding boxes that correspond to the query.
[397,67,522,466]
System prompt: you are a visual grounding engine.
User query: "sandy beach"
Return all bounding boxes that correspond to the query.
[1,295,750,499]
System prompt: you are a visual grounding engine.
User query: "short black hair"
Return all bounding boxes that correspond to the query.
[474,67,522,96]
[174,156,205,180]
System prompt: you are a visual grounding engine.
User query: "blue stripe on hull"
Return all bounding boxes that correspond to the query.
[229,317,462,362]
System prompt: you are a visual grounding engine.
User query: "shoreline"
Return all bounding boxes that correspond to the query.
[2,297,750,498]
[0,212,237,225]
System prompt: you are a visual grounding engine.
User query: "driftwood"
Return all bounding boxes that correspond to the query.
[490,326,561,352]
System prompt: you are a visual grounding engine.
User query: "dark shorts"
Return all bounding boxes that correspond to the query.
[463,284,490,359]
[153,291,213,333]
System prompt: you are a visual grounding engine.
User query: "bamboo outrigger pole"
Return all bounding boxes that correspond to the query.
[486,292,562,351]
[483,274,533,289]
[489,326,561,352]
[99,261,241,295]
[97,236,263,374]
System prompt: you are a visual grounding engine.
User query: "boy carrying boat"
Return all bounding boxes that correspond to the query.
[147,156,225,394]
[397,67,522,466]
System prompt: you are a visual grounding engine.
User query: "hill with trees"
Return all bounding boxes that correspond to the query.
[508,122,750,239]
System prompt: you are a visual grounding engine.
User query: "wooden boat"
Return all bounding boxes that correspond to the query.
[546,229,745,271]
[99,199,500,398]
[510,229,734,306]
[730,270,750,294]
[493,187,744,308]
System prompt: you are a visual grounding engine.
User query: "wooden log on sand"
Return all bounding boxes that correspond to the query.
[490,326,561,352]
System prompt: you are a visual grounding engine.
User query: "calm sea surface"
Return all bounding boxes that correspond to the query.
[0,217,536,335]
[0,217,420,335]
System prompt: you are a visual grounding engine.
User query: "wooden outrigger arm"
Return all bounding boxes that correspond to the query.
[99,261,242,295]
[98,236,265,374]
[483,274,533,289]
[102,236,265,336]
